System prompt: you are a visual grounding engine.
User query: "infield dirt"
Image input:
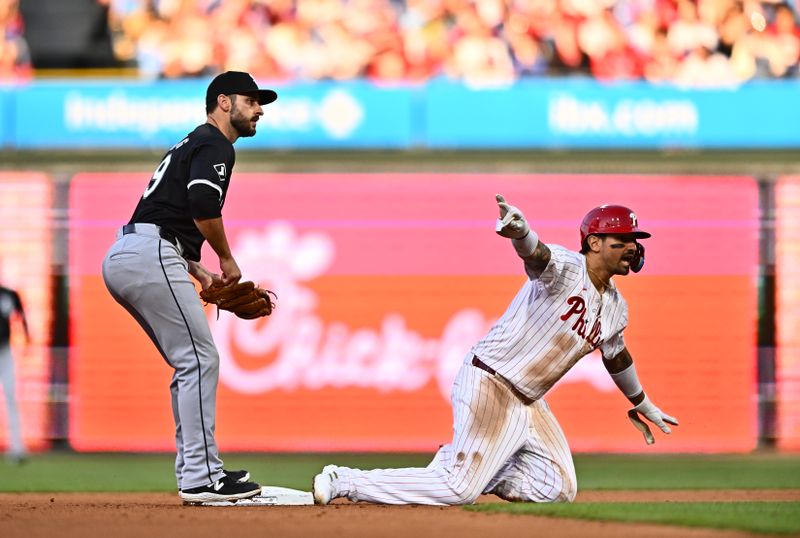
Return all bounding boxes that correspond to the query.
[2,491,798,538]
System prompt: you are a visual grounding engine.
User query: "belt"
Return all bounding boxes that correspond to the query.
[471,355,534,406]
[122,223,182,252]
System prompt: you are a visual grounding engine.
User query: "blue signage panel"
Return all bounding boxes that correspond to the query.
[0,86,12,147]
[236,82,414,150]
[4,79,799,149]
[424,79,800,149]
[12,80,413,149]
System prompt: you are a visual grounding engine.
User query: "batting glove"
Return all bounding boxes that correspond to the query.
[627,395,679,445]
[495,194,530,240]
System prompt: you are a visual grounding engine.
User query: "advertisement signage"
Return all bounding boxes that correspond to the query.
[69,173,758,452]
[4,80,799,149]
[13,81,413,149]
[776,176,800,451]
[425,80,800,148]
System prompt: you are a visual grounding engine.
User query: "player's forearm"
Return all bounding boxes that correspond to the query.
[194,217,234,261]
[187,260,217,289]
[520,240,551,274]
[603,348,645,405]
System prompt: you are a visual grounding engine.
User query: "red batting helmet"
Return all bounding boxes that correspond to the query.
[579,205,651,246]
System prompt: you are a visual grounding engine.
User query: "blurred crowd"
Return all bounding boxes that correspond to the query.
[2,0,799,86]
[0,0,30,79]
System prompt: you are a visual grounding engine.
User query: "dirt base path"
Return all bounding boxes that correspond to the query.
[2,491,798,538]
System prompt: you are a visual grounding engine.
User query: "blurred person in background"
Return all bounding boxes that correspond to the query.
[505,24,549,77]
[717,2,760,81]
[445,1,515,85]
[0,280,30,465]
[579,8,645,80]
[761,2,800,77]
[158,1,216,78]
[544,9,592,76]
[643,26,682,81]
[667,0,720,58]
[674,43,739,85]
[397,0,449,80]
[0,0,31,80]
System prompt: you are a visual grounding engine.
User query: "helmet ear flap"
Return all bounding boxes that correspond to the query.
[631,242,645,273]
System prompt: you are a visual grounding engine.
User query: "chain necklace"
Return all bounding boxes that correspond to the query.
[587,268,608,295]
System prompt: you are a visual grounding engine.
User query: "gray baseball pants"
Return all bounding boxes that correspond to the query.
[102,223,224,490]
[0,343,25,456]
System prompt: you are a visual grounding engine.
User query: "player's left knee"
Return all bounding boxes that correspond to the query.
[560,485,577,502]
[557,468,577,502]
[534,467,577,503]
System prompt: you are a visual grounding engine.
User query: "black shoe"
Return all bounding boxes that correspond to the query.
[5,453,27,466]
[180,475,261,503]
[224,468,250,483]
[178,469,251,493]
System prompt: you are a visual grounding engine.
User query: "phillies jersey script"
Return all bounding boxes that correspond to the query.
[129,123,235,261]
[471,244,628,401]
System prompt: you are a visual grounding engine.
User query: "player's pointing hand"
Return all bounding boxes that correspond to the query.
[496,194,510,219]
[495,194,530,240]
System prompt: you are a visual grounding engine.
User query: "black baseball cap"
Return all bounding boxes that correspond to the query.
[205,71,278,108]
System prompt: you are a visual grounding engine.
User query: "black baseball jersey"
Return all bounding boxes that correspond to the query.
[129,123,236,261]
[0,286,24,346]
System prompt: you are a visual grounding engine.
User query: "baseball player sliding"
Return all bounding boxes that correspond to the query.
[313,195,678,505]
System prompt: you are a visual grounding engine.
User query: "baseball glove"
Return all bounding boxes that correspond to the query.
[200,281,276,319]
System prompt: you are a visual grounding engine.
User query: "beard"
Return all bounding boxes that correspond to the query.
[614,257,634,275]
[230,104,257,138]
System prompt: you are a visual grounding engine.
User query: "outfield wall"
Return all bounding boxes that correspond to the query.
[10,170,800,453]
[65,173,759,453]
[2,79,799,149]
[777,176,800,451]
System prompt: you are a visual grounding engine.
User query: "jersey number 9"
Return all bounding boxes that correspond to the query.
[143,154,173,199]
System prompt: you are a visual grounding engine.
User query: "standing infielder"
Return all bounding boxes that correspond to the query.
[313,195,678,505]
[102,71,277,502]
[0,283,29,464]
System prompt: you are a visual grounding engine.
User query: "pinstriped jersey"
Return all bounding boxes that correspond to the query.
[128,123,235,261]
[471,244,628,401]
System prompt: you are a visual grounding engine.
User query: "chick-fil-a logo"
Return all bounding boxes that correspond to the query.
[213,223,616,399]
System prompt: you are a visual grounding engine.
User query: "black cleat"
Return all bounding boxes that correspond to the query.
[223,469,251,483]
[178,469,251,493]
[180,475,261,503]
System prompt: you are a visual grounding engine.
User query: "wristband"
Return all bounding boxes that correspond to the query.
[512,229,539,257]
[634,394,656,413]
[609,362,643,398]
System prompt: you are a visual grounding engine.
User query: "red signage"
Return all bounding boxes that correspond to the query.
[69,173,759,452]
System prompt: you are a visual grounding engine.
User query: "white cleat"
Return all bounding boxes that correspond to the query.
[312,465,340,505]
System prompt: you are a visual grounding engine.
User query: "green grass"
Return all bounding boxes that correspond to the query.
[0,452,432,492]
[573,453,800,489]
[466,502,800,535]
[0,452,798,493]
